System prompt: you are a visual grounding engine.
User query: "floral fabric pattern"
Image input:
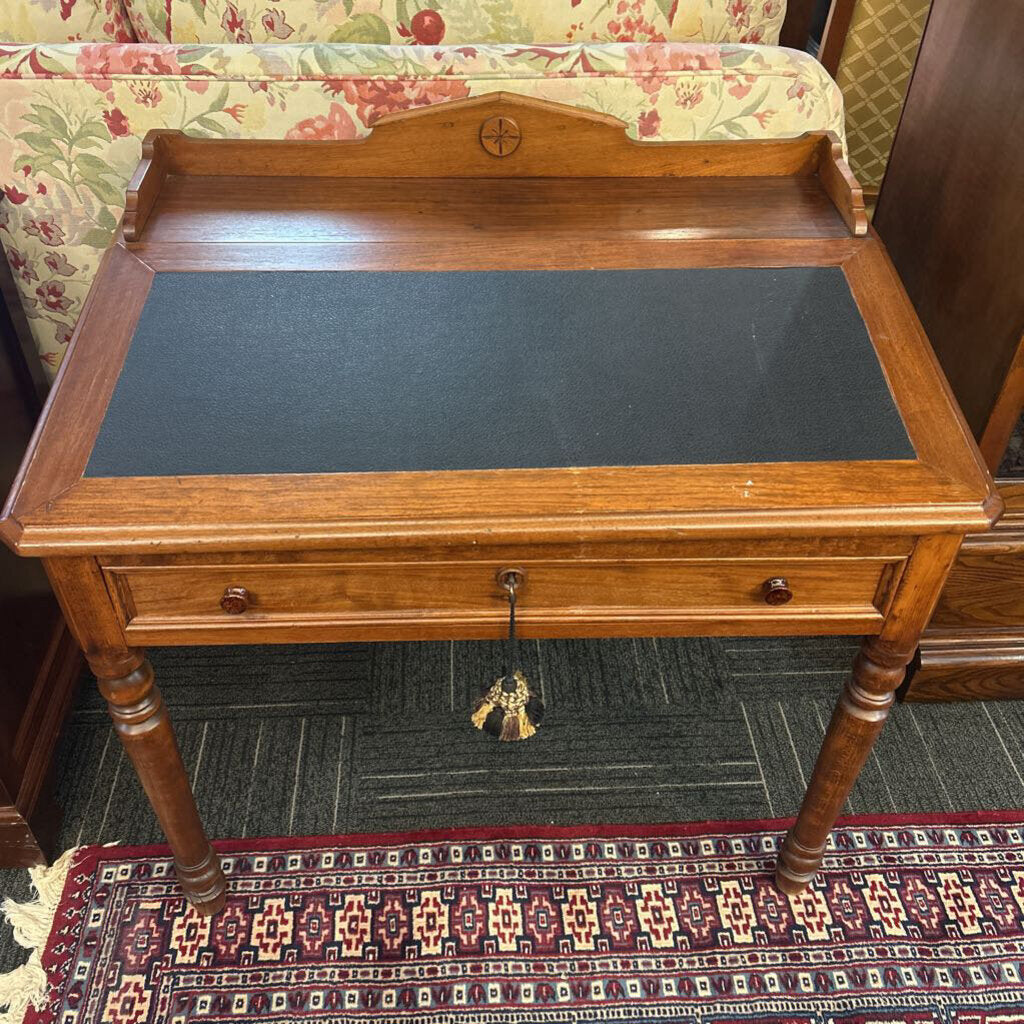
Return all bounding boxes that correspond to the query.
[0,39,842,375]
[129,0,788,47]
[0,0,134,44]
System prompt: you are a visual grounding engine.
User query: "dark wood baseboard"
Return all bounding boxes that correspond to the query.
[902,635,1024,702]
[0,619,81,867]
[0,793,61,869]
[902,481,1024,702]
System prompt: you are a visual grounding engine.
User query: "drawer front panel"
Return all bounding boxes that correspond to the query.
[106,556,903,640]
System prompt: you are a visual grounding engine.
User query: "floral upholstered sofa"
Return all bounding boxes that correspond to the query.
[0,0,844,376]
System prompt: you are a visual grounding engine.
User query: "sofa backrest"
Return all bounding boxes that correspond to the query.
[0,0,135,42]
[125,0,787,46]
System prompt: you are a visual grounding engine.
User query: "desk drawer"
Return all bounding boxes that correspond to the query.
[105,554,905,642]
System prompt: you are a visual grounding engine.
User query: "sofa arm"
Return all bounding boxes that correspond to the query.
[0,40,843,376]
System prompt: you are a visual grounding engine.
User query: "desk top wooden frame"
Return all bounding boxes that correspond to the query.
[0,94,998,915]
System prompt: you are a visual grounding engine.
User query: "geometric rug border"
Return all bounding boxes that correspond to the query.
[31,809,1024,1024]
[59,806,1024,867]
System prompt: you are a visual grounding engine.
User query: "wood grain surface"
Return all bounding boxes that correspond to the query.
[875,0,1024,700]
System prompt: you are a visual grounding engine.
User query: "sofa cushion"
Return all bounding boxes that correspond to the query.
[135,0,787,46]
[0,0,134,43]
[0,39,841,376]
[122,0,168,41]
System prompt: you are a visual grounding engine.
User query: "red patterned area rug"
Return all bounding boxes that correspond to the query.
[24,813,1024,1023]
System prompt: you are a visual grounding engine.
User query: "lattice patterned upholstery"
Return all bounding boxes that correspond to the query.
[834,0,931,189]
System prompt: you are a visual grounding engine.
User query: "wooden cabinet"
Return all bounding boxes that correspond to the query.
[0,264,80,866]
[874,0,1024,700]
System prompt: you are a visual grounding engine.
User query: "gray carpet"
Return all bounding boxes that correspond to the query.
[1000,424,1024,477]
[997,409,1024,477]
[4,635,1024,979]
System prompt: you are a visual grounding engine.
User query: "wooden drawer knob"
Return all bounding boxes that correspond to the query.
[220,586,250,614]
[762,577,793,606]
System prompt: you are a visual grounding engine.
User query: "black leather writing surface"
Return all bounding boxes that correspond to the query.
[85,268,914,477]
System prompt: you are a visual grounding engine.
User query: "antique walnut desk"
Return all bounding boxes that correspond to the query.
[0,95,999,915]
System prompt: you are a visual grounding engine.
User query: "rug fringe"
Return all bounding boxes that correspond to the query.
[0,847,77,1024]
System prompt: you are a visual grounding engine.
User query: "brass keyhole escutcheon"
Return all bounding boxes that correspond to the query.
[480,116,521,157]
[496,567,526,593]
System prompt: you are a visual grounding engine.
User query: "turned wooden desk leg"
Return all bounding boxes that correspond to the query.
[776,534,964,894]
[44,557,226,915]
[776,636,910,892]
[93,652,226,914]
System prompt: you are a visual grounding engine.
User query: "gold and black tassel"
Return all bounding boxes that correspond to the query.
[471,570,544,741]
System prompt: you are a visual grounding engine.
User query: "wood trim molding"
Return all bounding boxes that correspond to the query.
[818,0,858,78]
[818,133,868,235]
[905,636,1024,702]
[122,129,175,243]
[123,98,830,199]
[0,245,154,548]
[904,481,1024,702]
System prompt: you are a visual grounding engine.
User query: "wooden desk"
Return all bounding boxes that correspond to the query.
[0,95,998,915]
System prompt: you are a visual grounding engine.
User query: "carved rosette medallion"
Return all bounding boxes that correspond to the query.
[479,116,522,157]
